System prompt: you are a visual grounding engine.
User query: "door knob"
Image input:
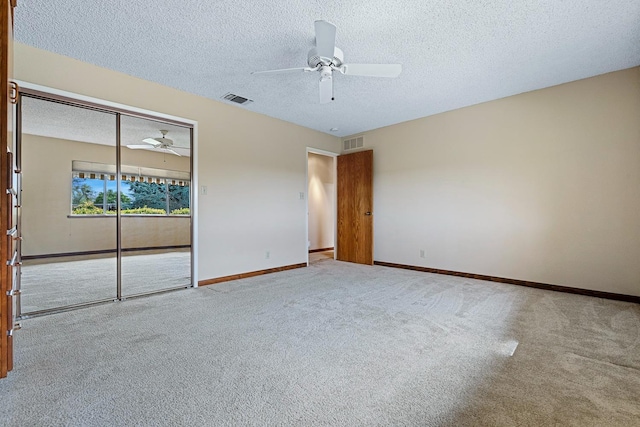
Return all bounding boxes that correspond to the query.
[365,212,372,216]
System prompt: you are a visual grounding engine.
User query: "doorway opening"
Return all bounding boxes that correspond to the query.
[306,148,337,265]
[16,88,196,317]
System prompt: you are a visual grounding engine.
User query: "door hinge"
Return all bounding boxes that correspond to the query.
[9,81,19,105]
[6,252,20,266]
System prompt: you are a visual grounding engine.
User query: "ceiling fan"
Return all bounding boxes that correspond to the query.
[252,20,402,104]
[127,130,181,157]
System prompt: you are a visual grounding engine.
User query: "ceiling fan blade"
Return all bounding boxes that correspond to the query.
[142,138,162,146]
[252,67,315,75]
[162,148,182,157]
[314,20,336,59]
[127,145,155,150]
[340,63,402,78]
[319,75,333,104]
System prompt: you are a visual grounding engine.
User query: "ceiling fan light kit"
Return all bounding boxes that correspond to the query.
[252,20,402,104]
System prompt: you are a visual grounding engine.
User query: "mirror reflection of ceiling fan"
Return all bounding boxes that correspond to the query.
[127,130,181,156]
[252,20,402,104]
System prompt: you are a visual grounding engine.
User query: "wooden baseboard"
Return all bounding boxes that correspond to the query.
[22,245,192,260]
[198,263,307,286]
[309,247,334,253]
[374,261,640,304]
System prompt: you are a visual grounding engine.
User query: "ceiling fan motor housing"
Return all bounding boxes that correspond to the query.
[308,47,344,68]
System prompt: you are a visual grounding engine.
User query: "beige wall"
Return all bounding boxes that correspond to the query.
[21,134,191,255]
[308,153,334,250]
[348,67,640,296]
[14,43,340,278]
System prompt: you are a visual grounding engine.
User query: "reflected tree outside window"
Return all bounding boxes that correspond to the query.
[71,175,190,215]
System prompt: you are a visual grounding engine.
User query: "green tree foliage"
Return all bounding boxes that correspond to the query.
[72,178,95,205]
[94,189,132,207]
[72,201,103,215]
[127,182,167,210]
[121,206,166,215]
[168,184,190,212]
[125,182,190,212]
[170,207,190,215]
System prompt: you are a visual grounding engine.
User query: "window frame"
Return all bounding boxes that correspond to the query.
[70,161,190,217]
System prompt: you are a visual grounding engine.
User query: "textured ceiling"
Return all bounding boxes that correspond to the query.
[15,0,640,137]
[22,96,192,155]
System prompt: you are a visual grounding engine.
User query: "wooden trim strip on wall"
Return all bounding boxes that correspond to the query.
[22,245,192,260]
[374,261,640,304]
[199,263,307,286]
[309,247,334,253]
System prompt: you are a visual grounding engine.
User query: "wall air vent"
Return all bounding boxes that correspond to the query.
[222,93,254,106]
[342,136,365,151]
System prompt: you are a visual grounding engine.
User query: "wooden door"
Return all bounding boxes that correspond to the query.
[1,0,16,378]
[336,150,373,265]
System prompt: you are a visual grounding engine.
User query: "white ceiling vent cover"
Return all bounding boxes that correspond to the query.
[222,93,254,106]
[343,136,364,151]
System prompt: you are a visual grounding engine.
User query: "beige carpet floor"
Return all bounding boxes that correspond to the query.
[1,258,639,426]
[20,250,191,314]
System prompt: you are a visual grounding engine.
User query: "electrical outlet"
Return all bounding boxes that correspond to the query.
[265,250,270,259]
[419,249,425,258]
[200,185,208,195]
[299,192,305,200]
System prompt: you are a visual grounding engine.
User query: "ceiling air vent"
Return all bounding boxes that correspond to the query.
[343,136,365,151]
[222,93,253,106]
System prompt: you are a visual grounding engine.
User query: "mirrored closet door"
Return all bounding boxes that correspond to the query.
[119,115,192,297]
[19,96,118,313]
[17,93,193,316]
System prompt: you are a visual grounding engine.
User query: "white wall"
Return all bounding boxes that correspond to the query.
[348,67,640,297]
[15,43,340,280]
[307,152,334,250]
